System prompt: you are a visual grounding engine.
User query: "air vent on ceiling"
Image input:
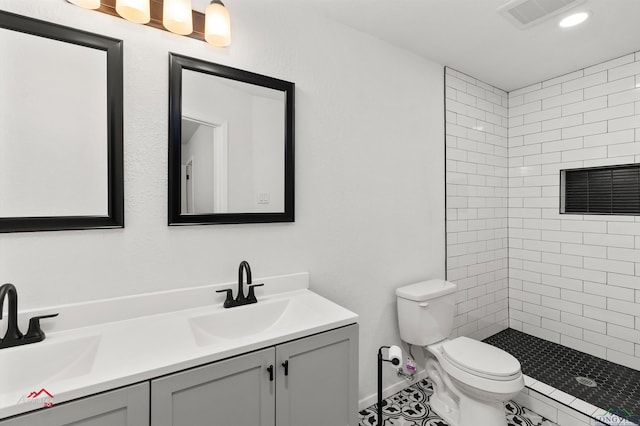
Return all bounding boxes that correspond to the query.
[498,0,585,29]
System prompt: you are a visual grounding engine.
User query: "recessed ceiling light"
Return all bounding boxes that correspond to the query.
[559,12,590,28]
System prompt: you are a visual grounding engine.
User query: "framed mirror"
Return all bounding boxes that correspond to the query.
[168,53,294,225]
[0,11,124,233]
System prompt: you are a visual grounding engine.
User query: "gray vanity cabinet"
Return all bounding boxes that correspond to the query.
[0,325,357,426]
[151,348,276,426]
[276,324,359,426]
[151,324,358,426]
[0,382,149,426]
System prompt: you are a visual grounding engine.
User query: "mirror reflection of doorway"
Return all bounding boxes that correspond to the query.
[185,160,194,214]
[180,161,195,214]
[180,117,228,214]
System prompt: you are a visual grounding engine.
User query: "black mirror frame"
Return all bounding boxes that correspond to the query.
[168,53,295,225]
[0,11,124,233]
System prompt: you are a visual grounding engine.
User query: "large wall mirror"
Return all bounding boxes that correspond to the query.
[0,11,123,233]
[168,53,294,225]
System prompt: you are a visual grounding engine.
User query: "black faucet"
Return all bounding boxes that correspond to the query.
[0,283,58,350]
[216,261,264,308]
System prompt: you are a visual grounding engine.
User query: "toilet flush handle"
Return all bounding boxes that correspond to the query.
[419,302,429,308]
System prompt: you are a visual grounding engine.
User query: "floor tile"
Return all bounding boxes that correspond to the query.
[531,381,555,396]
[524,374,538,387]
[548,389,576,405]
[359,378,558,426]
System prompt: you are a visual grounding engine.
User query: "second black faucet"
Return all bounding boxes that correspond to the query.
[216,261,264,308]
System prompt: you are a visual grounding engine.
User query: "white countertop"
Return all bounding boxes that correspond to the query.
[0,273,358,419]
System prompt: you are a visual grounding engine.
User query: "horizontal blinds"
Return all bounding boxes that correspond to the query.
[564,164,640,215]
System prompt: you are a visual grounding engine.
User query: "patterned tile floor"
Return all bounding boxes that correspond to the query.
[359,378,558,426]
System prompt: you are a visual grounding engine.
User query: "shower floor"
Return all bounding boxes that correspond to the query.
[358,377,558,426]
[484,328,640,425]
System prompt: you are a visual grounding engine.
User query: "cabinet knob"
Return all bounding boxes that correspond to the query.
[282,360,289,376]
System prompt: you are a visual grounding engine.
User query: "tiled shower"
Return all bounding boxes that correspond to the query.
[507,53,640,371]
[445,68,510,341]
[446,51,640,378]
[445,51,640,426]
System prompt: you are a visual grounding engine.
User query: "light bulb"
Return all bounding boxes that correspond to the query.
[559,12,589,28]
[116,0,150,24]
[205,0,231,47]
[67,0,101,9]
[163,0,193,35]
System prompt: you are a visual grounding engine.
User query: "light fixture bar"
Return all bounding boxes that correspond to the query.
[94,0,206,41]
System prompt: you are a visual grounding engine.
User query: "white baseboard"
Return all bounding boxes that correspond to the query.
[358,369,428,411]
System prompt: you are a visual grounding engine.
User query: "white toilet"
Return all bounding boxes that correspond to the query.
[396,279,524,426]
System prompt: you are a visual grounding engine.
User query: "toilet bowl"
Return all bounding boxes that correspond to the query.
[396,280,524,426]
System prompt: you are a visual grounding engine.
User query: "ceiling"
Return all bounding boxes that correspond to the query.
[215,0,640,92]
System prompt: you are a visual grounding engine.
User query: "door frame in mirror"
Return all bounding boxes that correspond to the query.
[168,53,295,225]
[0,11,124,233]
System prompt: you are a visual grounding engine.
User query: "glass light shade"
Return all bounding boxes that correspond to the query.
[116,0,150,24]
[67,0,101,9]
[163,0,193,35]
[205,1,231,47]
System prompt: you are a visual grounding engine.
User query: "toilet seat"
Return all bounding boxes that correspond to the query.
[441,337,521,381]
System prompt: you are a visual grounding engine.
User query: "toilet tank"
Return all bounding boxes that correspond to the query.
[396,279,457,346]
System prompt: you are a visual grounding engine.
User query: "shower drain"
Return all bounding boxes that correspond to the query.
[575,376,597,387]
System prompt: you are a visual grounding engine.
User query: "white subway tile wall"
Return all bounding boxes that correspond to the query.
[507,52,640,371]
[445,68,509,340]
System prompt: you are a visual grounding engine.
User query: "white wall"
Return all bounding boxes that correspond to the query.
[508,52,640,370]
[0,0,445,402]
[445,68,510,340]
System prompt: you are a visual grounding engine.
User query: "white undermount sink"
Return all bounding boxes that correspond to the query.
[187,292,328,346]
[188,298,291,344]
[0,334,101,395]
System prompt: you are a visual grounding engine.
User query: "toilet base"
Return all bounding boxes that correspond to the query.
[425,356,509,426]
[458,394,506,426]
[426,358,459,425]
[429,391,459,426]
[430,385,508,426]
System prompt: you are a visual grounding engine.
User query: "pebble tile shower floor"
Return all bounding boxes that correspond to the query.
[358,378,558,426]
[484,328,640,425]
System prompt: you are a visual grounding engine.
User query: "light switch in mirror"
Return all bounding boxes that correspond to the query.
[168,54,294,225]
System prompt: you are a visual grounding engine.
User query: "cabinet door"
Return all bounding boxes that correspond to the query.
[276,324,358,426]
[0,382,149,426]
[151,348,275,426]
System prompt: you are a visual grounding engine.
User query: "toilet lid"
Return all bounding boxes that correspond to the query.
[442,337,521,379]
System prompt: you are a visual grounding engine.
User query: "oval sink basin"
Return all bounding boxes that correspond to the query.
[189,298,290,344]
[0,335,101,395]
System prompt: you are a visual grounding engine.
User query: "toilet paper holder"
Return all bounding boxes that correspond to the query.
[376,345,402,426]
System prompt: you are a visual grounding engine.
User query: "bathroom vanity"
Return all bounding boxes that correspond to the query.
[0,273,358,426]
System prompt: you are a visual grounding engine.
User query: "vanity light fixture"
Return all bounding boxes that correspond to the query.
[204,0,231,47]
[163,0,193,35]
[65,0,231,47]
[67,0,101,9]
[559,11,589,28]
[116,0,150,24]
